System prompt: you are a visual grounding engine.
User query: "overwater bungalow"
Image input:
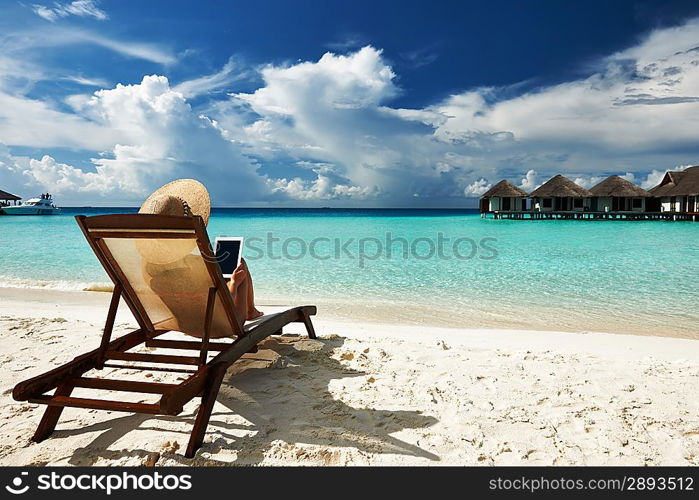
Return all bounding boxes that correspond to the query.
[528,174,592,212]
[479,180,529,213]
[648,165,699,213]
[480,167,699,221]
[0,189,21,208]
[588,175,651,212]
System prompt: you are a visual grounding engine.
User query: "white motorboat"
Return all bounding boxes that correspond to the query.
[0,194,61,215]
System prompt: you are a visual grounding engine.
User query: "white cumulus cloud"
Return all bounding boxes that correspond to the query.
[463,178,491,196]
[223,46,489,204]
[269,174,377,200]
[1,76,267,204]
[519,169,538,191]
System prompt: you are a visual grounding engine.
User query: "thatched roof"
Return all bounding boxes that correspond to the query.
[529,174,592,197]
[649,171,684,197]
[0,189,21,201]
[481,180,528,198]
[649,166,699,197]
[589,175,650,197]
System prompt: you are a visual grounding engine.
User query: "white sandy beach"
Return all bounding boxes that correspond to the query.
[0,286,698,466]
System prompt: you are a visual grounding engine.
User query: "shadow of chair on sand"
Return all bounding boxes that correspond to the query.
[60,336,439,465]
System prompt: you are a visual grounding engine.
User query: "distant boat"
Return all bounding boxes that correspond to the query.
[1,194,61,215]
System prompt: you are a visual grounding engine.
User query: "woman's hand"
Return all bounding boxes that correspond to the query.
[232,258,248,283]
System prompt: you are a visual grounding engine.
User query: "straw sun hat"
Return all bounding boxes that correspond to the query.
[137,179,211,264]
[139,178,210,224]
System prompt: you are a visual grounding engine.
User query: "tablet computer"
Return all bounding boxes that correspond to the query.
[213,237,244,279]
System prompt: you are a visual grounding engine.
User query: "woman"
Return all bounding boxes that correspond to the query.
[139,179,263,323]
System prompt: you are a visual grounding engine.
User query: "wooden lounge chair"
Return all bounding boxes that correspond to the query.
[12,214,317,458]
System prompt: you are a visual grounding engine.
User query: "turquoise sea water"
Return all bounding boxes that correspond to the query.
[1,208,698,336]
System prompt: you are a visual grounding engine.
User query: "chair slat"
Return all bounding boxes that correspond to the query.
[105,352,200,366]
[71,377,177,394]
[80,213,199,231]
[145,339,231,351]
[102,363,197,374]
[28,395,162,414]
[89,231,196,239]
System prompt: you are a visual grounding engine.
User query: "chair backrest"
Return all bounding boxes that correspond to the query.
[76,214,245,339]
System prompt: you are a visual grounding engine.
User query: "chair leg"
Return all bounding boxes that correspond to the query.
[301,311,317,339]
[32,383,74,442]
[185,364,227,458]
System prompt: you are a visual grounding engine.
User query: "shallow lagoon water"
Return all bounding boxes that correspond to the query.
[1,208,697,336]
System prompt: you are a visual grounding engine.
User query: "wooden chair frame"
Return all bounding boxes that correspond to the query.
[12,214,316,458]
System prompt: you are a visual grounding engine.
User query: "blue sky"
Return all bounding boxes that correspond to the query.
[1,0,699,206]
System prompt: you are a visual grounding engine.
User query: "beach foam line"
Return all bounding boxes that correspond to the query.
[81,283,115,292]
[0,277,113,292]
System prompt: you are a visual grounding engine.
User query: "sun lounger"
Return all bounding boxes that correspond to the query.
[12,213,316,457]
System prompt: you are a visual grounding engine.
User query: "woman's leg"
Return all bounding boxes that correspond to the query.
[227,259,263,321]
[243,260,263,319]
